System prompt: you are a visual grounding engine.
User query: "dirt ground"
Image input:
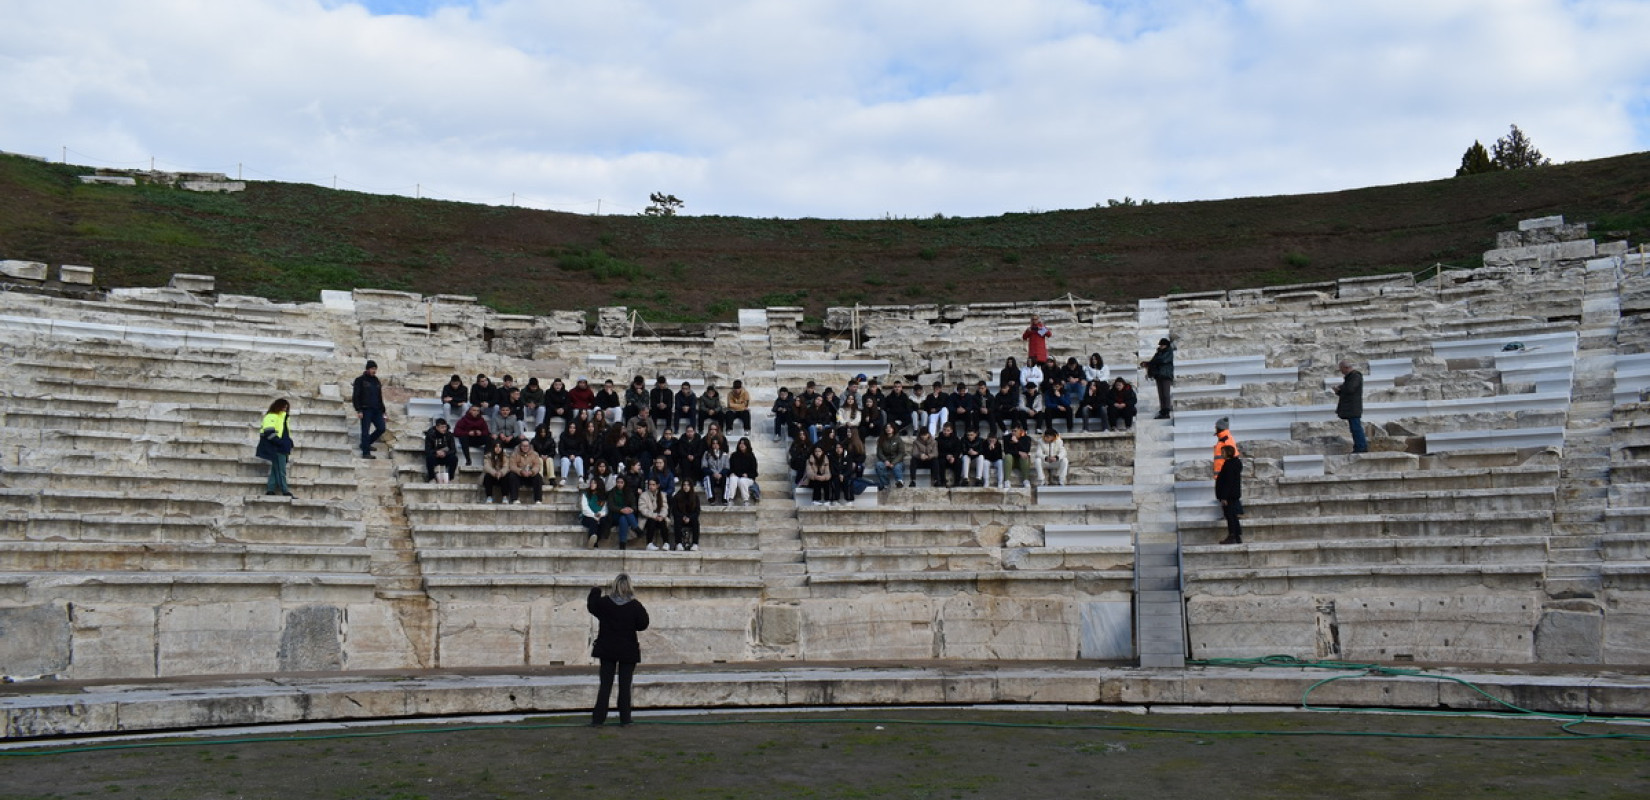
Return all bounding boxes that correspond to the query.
[1,708,1646,799]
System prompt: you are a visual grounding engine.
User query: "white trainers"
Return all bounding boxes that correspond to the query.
[647,543,659,551]
[689,543,699,551]
[812,501,825,506]
[484,497,494,504]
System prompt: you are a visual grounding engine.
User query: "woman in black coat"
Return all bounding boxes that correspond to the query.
[588,573,650,726]
[1215,445,1243,545]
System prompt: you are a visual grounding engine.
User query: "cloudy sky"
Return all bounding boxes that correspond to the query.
[2,0,1647,218]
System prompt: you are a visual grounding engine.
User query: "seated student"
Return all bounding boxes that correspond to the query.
[1004,425,1035,488]
[491,405,526,448]
[770,387,795,443]
[960,428,985,487]
[569,378,597,418]
[990,382,1023,437]
[801,394,830,442]
[671,481,702,551]
[479,441,510,503]
[1020,359,1045,394]
[998,357,1021,393]
[966,381,992,434]
[1084,352,1111,385]
[623,376,649,424]
[672,382,699,433]
[606,475,639,549]
[1022,381,1047,433]
[645,455,678,497]
[830,440,858,506]
[832,396,860,436]
[1080,379,1112,432]
[922,381,950,437]
[703,421,730,455]
[545,378,573,424]
[857,396,886,443]
[595,429,627,475]
[1060,356,1087,384]
[623,459,648,499]
[507,440,545,504]
[424,417,458,483]
[1040,377,1070,433]
[979,433,1006,489]
[873,423,908,489]
[638,477,671,550]
[909,427,940,487]
[882,382,915,434]
[935,422,965,488]
[787,429,812,485]
[579,479,608,548]
[649,376,675,432]
[497,375,520,411]
[654,428,679,472]
[725,380,752,435]
[1036,428,1069,487]
[529,424,558,484]
[521,378,546,425]
[700,439,732,505]
[728,437,759,505]
[500,387,526,423]
[440,375,469,421]
[947,381,975,436]
[674,425,706,487]
[557,420,588,487]
[589,459,617,493]
[1107,377,1138,430]
[469,374,497,420]
[1060,372,1085,432]
[843,431,868,487]
[909,383,929,432]
[454,405,492,466]
[595,379,623,425]
[804,444,835,505]
[699,384,727,433]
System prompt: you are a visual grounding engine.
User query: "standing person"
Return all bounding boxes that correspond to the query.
[588,574,650,727]
[1142,338,1175,420]
[1335,360,1367,453]
[1212,417,1240,476]
[1022,313,1052,365]
[351,360,387,459]
[256,398,295,498]
[1215,445,1244,545]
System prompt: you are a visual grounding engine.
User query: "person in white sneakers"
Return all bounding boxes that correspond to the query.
[1036,428,1069,487]
[728,437,759,505]
[638,478,670,550]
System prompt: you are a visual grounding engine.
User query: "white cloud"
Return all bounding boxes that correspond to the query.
[0,0,1646,217]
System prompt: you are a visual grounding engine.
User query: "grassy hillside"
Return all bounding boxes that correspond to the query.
[2,152,1648,320]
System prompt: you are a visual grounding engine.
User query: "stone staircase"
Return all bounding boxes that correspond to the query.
[1131,297,1186,667]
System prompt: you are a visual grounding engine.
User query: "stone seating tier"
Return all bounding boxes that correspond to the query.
[802,569,1135,598]
[0,541,370,574]
[0,487,358,522]
[0,465,363,503]
[1175,510,1553,544]
[416,548,762,577]
[408,523,760,551]
[1185,536,1551,571]
[803,546,1131,575]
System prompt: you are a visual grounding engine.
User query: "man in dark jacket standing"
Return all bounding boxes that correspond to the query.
[1335,360,1367,453]
[1215,445,1243,545]
[1143,338,1175,420]
[352,360,386,459]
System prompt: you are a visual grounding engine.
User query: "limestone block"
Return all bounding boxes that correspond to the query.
[68,603,156,680]
[1518,215,1565,232]
[1602,591,1650,665]
[1004,524,1042,548]
[996,671,1104,703]
[1186,595,1319,659]
[758,604,800,646]
[342,601,430,671]
[799,596,936,660]
[278,605,344,671]
[646,601,757,663]
[1336,594,1538,663]
[59,265,94,285]
[597,307,629,337]
[5,700,119,738]
[158,602,283,676]
[0,260,48,281]
[436,603,528,668]
[1534,606,1603,664]
[543,309,587,335]
[115,687,308,733]
[0,603,70,679]
[935,596,1078,659]
[167,273,216,293]
[528,598,591,666]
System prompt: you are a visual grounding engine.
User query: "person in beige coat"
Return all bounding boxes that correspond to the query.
[1036,428,1069,486]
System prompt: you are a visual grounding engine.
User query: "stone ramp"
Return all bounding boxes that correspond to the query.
[4,662,1647,741]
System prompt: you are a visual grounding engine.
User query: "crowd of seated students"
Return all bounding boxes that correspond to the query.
[426,372,765,551]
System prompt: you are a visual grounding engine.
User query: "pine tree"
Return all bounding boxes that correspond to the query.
[1455,140,1498,176]
[1491,124,1550,170]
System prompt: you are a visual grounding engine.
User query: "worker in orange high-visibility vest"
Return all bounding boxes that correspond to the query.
[1213,417,1240,476]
